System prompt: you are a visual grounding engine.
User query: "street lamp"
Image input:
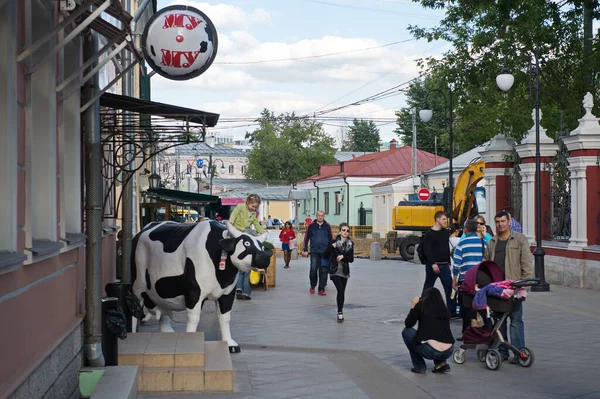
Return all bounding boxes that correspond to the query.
[197,154,226,195]
[419,86,454,222]
[148,173,161,190]
[496,51,550,292]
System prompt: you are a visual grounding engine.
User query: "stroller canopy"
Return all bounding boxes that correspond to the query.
[460,260,504,295]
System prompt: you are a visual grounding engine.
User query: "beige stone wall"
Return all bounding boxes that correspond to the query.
[545,255,600,291]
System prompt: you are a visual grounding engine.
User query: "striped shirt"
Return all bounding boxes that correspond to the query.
[452,233,486,279]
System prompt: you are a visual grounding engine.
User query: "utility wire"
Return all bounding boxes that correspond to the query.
[214,38,415,65]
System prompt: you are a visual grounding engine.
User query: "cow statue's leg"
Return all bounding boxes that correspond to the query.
[216,290,240,353]
[185,298,204,332]
[159,310,175,333]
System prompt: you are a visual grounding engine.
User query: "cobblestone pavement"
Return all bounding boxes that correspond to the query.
[139,257,600,399]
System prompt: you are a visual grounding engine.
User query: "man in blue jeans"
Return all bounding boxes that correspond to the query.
[422,211,457,317]
[302,210,333,296]
[483,211,534,363]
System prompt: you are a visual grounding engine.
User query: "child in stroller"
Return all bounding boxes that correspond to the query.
[452,260,539,371]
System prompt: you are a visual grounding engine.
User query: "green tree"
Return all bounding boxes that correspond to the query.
[346,119,381,152]
[245,109,337,183]
[407,0,600,145]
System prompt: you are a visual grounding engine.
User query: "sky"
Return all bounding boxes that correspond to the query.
[150,0,449,145]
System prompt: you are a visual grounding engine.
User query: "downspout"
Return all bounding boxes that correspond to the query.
[313,180,319,212]
[343,175,350,224]
[83,29,105,367]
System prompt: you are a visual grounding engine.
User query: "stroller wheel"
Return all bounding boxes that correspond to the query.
[517,347,535,367]
[453,349,466,364]
[485,349,503,371]
[477,350,487,362]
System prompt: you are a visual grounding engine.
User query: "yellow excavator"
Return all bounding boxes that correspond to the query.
[390,159,485,260]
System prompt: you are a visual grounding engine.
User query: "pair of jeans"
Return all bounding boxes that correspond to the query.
[423,263,456,316]
[499,302,524,357]
[402,328,453,372]
[309,252,328,292]
[236,271,251,296]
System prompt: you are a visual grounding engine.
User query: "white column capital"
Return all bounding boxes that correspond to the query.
[515,142,558,160]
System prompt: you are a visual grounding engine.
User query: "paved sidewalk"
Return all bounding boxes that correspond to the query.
[138,257,600,399]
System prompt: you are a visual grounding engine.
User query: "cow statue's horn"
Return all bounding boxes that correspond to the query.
[226,222,242,238]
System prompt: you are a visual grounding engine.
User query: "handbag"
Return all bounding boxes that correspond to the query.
[289,239,298,249]
[249,269,261,285]
[320,253,332,268]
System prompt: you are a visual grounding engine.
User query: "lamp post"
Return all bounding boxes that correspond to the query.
[419,86,454,222]
[496,50,550,292]
[196,154,226,195]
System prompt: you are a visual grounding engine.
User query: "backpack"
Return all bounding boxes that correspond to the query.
[416,236,427,265]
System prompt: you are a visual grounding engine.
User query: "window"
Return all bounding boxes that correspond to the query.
[334,191,341,215]
[228,165,234,174]
[241,165,246,174]
[324,192,330,214]
[0,1,25,272]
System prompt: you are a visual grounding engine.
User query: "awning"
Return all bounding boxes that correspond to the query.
[146,188,219,205]
[220,198,245,206]
[100,93,220,127]
[288,189,312,200]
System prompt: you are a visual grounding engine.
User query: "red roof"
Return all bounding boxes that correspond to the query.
[299,146,447,182]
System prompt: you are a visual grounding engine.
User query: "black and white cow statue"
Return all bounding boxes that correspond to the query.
[131,220,271,353]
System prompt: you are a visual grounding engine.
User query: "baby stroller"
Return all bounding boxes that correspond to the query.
[452,260,540,371]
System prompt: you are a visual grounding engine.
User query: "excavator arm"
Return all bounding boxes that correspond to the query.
[450,159,485,225]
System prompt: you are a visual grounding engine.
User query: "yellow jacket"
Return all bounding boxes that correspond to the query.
[483,231,534,281]
[229,203,265,234]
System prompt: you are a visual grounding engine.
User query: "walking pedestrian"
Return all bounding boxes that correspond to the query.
[422,211,457,317]
[279,221,296,269]
[402,287,455,374]
[228,194,265,301]
[484,211,534,363]
[453,219,486,339]
[503,206,523,233]
[323,223,354,322]
[302,210,333,296]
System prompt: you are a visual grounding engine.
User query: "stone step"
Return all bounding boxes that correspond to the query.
[81,366,138,399]
[204,341,233,392]
[119,332,205,368]
[118,333,232,393]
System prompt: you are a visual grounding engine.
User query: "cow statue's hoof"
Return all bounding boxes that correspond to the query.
[229,345,241,354]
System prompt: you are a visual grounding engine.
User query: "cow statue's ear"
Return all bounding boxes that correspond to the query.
[219,238,236,253]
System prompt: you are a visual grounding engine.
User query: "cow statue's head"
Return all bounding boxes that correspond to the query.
[219,223,273,272]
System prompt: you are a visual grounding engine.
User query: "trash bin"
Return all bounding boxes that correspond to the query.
[386,231,398,254]
[102,296,127,366]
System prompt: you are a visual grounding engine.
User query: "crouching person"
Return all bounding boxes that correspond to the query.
[402,288,455,374]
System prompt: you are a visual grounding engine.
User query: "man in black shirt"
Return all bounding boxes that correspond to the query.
[422,211,457,317]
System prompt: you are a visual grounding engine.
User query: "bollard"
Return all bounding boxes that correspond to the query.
[106,282,133,332]
[370,241,382,260]
[102,297,120,366]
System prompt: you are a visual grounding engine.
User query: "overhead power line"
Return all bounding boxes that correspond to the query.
[214,38,415,65]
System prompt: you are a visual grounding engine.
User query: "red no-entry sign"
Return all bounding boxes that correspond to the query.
[418,188,431,201]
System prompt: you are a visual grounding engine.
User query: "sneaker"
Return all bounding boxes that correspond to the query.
[236,290,243,300]
[337,312,344,323]
[284,265,290,269]
[318,290,327,296]
[309,288,315,295]
[509,357,519,365]
[242,294,251,301]
[411,368,426,374]
[456,335,463,341]
[432,363,450,373]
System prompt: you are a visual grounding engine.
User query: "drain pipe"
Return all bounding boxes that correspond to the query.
[313,180,319,212]
[83,29,105,367]
[343,175,350,223]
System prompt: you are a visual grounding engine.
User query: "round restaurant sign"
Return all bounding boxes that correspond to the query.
[141,5,218,81]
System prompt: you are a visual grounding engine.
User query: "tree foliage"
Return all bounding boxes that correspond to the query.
[345,119,381,152]
[245,109,337,183]
[406,0,600,146]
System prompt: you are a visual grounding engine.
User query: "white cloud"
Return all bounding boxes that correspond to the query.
[152,66,263,91]
[166,1,273,29]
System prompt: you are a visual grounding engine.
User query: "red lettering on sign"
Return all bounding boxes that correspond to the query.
[161,49,201,68]
[162,13,203,30]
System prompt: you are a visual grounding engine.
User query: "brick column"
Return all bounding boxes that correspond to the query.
[516,109,558,243]
[479,134,516,223]
[563,92,600,249]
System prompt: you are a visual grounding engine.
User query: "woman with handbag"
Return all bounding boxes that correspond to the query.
[279,221,296,269]
[323,223,354,323]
